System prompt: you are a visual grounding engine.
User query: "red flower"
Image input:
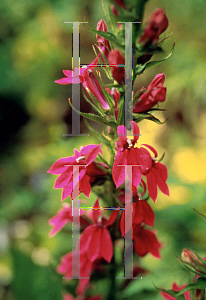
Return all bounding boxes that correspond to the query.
[82,69,110,110]
[57,250,93,295]
[133,224,162,258]
[96,19,111,59]
[141,144,169,202]
[48,144,106,201]
[112,121,152,188]
[133,73,167,113]
[139,8,169,46]
[160,282,192,300]
[79,198,119,263]
[108,49,125,84]
[120,187,155,237]
[54,56,98,85]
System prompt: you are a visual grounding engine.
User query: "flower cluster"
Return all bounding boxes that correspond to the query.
[48,2,173,299]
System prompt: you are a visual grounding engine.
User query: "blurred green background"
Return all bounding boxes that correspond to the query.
[0,0,206,299]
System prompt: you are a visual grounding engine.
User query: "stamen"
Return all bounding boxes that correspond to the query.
[127,138,132,147]
[76,156,86,163]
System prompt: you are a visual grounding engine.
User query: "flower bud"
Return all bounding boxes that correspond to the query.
[181,249,206,275]
[133,73,166,113]
[139,8,168,46]
[96,19,111,58]
[108,49,125,84]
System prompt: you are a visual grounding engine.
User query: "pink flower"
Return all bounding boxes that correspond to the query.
[54,56,98,85]
[108,49,125,84]
[48,204,90,237]
[160,282,192,300]
[139,8,169,46]
[96,19,111,59]
[57,250,92,295]
[55,20,111,110]
[133,73,167,113]
[64,294,103,300]
[133,224,162,258]
[112,121,152,188]
[79,198,119,263]
[141,144,169,202]
[48,144,106,201]
[82,69,110,110]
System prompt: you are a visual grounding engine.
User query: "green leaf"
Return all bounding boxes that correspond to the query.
[84,85,107,116]
[133,113,167,124]
[117,95,125,126]
[84,24,124,49]
[69,99,117,129]
[82,88,105,117]
[135,42,175,75]
[176,278,206,296]
[145,42,175,70]
[102,88,115,109]
[84,119,114,153]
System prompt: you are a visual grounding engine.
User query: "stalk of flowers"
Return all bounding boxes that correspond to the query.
[48,1,173,299]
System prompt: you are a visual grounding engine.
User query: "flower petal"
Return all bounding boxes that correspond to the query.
[87,227,102,262]
[101,228,113,263]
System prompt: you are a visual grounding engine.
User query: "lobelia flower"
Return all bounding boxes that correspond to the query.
[96,19,111,59]
[139,8,169,46]
[48,203,91,237]
[160,282,192,300]
[120,189,155,237]
[55,20,111,110]
[133,73,167,113]
[82,68,110,110]
[133,224,162,258]
[141,144,170,202]
[79,198,119,263]
[48,144,107,201]
[108,49,125,84]
[112,121,152,188]
[57,249,93,295]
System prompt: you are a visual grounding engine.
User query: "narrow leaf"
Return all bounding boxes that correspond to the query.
[176,278,206,296]
[82,88,105,117]
[68,99,117,129]
[84,25,124,49]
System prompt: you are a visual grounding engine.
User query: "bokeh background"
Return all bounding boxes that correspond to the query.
[0,0,206,299]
